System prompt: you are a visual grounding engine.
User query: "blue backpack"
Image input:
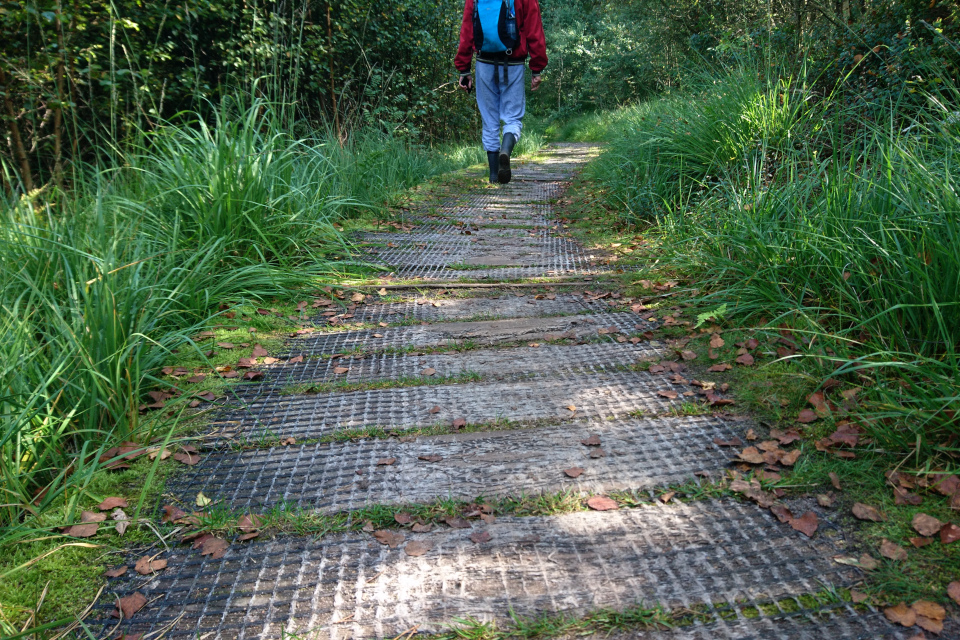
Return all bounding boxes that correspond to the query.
[473,0,519,54]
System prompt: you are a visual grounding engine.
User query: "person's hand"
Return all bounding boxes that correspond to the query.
[531,75,543,91]
[458,75,473,92]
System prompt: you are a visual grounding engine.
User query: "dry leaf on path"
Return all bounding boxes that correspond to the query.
[421,367,436,376]
[428,406,441,414]
[884,603,916,628]
[372,530,405,548]
[394,512,412,525]
[445,516,472,529]
[452,418,467,429]
[200,536,229,559]
[789,511,819,537]
[115,592,147,620]
[852,503,886,521]
[173,451,200,466]
[418,455,442,463]
[580,435,601,446]
[713,437,743,447]
[134,557,167,575]
[376,457,396,466]
[657,389,678,399]
[564,467,584,478]
[586,496,619,511]
[411,523,432,533]
[104,565,128,578]
[195,491,212,508]
[736,446,764,464]
[251,344,269,357]
[707,363,732,372]
[404,540,432,556]
[470,531,493,544]
[797,409,818,423]
[333,366,349,374]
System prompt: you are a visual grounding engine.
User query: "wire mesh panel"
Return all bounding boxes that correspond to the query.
[292,311,656,355]
[206,371,692,441]
[95,500,884,640]
[173,415,745,513]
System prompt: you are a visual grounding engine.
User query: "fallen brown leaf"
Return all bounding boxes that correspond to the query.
[173,451,200,466]
[372,530,405,548]
[790,511,819,537]
[200,536,229,559]
[99,497,128,511]
[712,436,743,447]
[940,523,960,544]
[333,366,349,374]
[421,367,436,376]
[884,603,916,628]
[736,446,764,464]
[707,363,733,372]
[444,516,472,529]
[586,496,619,511]
[880,539,907,561]
[910,537,934,547]
[63,523,98,538]
[104,565,128,578]
[376,457,396,466]
[797,409,818,423]
[852,503,886,522]
[947,581,960,606]
[657,389,678,399]
[452,418,467,429]
[735,353,755,366]
[404,540,432,556]
[134,556,167,575]
[580,435,601,446]
[418,455,442,463]
[394,512,412,525]
[470,531,493,544]
[829,472,842,490]
[564,467,584,478]
[912,513,943,537]
[115,592,147,620]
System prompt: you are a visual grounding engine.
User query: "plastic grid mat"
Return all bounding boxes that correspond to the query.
[292,311,651,355]
[94,499,881,640]
[241,341,664,391]
[206,371,687,441]
[173,415,744,513]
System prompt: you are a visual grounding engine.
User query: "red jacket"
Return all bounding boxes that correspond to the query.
[455,0,547,74]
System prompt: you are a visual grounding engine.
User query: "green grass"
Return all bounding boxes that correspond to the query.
[553,55,960,606]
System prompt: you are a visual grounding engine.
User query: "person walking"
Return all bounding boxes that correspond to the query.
[455,0,547,184]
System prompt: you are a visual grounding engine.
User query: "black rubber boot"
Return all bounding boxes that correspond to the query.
[487,151,499,184]
[498,133,516,184]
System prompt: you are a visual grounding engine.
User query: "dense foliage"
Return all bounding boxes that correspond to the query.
[1,0,476,189]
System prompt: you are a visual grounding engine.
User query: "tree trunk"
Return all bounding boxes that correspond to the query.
[0,67,34,194]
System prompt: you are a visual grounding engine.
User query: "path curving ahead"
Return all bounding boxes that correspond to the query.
[96,145,916,639]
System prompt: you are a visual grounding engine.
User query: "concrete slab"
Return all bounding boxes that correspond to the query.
[177,415,743,512]
[98,500,866,639]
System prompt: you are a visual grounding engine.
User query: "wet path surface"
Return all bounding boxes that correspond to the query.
[95,145,917,639]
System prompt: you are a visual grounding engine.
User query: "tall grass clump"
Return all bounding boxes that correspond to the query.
[0,99,459,544]
[582,59,960,461]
